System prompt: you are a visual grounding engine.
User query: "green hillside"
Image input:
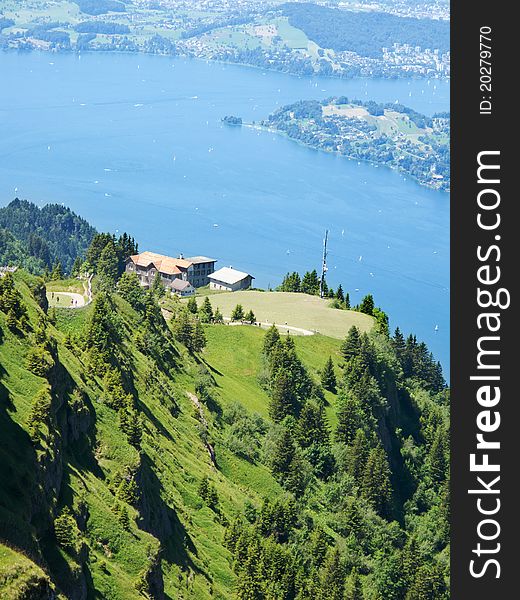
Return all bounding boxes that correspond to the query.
[0,211,450,599]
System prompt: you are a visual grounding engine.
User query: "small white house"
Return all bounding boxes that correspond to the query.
[208,267,254,292]
[170,279,195,297]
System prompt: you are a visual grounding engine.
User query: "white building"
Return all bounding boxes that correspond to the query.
[208,267,254,292]
[170,278,195,297]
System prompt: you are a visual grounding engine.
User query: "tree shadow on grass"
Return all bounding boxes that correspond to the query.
[137,453,199,573]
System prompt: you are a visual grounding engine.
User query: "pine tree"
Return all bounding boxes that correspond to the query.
[296,401,329,448]
[199,297,214,323]
[341,498,363,541]
[301,270,320,295]
[213,306,224,324]
[309,526,330,568]
[359,294,375,315]
[231,304,245,321]
[51,261,63,280]
[336,285,344,302]
[344,292,351,310]
[97,241,119,291]
[347,428,370,482]
[335,395,363,446]
[361,446,393,517]
[392,327,406,368]
[27,387,53,442]
[54,507,77,550]
[428,428,448,483]
[118,272,145,310]
[320,356,337,392]
[405,563,447,600]
[244,309,256,324]
[172,309,193,347]
[317,547,345,600]
[85,233,114,271]
[124,410,143,449]
[150,271,165,298]
[191,319,207,353]
[345,567,364,600]
[270,427,296,480]
[186,296,198,314]
[269,370,296,422]
[71,256,83,276]
[280,271,301,292]
[198,475,210,500]
[119,506,131,531]
[340,326,361,363]
[263,324,281,357]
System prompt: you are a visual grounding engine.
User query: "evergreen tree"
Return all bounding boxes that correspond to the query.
[280,271,301,292]
[97,241,119,291]
[344,292,351,310]
[54,507,77,550]
[85,233,114,271]
[118,272,145,310]
[119,506,131,531]
[269,370,297,422]
[392,327,406,368]
[361,446,393,517]
[405,563,447,600]
[428,428,448,483]
[199,297,214,323]
[27,387,53,442]
[321,356,337,392]
[244,309,256,324]
[340,326,361,363]
[345,567,364,600]
[359,294,375,315]
[213,306,224,324]
[51,261,63,280]
[187,296,198,314]
[270,427,296,480]
[71,256,83,276]
[336,285,344,302]
[150,271,165,298]
[296,401,329,448]
[301,270,320,295]
[172,309,193,347]
[231,304,245,321]
[191,319,207,353]
[346,428,370,482]
[263,324,281,357]
[335,395,363,446]
[317,547,345,600]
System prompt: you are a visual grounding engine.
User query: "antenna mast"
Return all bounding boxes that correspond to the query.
[320,229,329,298]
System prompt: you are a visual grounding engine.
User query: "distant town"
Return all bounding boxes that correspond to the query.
[0,0,450,79]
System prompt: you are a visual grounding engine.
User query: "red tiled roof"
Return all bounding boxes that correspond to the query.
[129,251,188,275]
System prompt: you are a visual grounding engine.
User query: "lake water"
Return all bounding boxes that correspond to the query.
[0,51,450,375]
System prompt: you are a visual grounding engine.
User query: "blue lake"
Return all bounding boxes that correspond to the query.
[0,51,450,375]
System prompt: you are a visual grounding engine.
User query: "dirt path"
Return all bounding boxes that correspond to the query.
[47,275,93,309]
[224,318,314,336]
[186,392,216,467]
[48,291,86,308]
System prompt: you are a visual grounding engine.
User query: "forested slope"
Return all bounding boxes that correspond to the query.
[0,207,449,599]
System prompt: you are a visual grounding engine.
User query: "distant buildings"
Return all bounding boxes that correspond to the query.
[208,267,254,292]
[125,251,216,294]
[125,251,254,295]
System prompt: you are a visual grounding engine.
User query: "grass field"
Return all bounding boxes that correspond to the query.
[188,291,373,339]
[203,325,343,428]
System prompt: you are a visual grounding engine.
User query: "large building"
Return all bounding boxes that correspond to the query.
[125,251,216,292]
[208,267,254,292]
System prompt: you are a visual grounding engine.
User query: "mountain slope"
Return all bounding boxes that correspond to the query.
[0,262,449,598]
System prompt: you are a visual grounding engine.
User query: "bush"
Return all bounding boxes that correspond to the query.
[26,346,54,377]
